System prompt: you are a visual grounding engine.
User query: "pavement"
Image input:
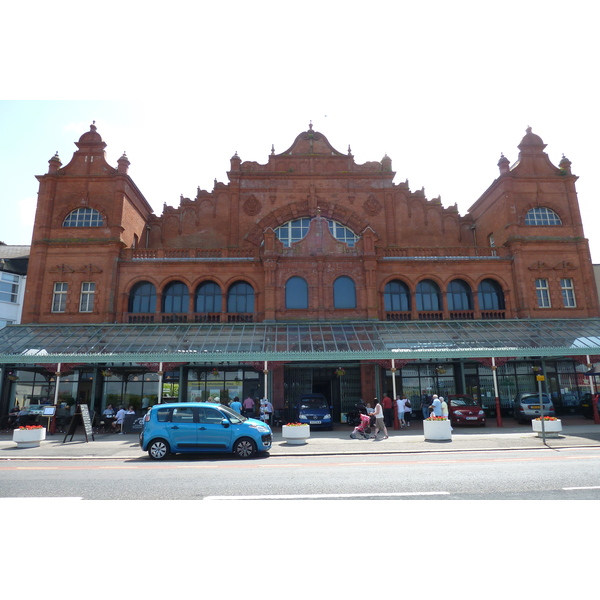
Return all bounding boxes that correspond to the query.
[2,416,600,460]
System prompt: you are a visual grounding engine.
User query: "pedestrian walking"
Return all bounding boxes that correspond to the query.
[404,396,412,427]
[421,390,431,420]
[242,395,255,418]
[230,396,242,414]
[382,393,393,427]
[396,395,407,428]
[372,398,388,440]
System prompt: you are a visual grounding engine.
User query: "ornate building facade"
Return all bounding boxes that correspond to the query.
[2,123,598,423]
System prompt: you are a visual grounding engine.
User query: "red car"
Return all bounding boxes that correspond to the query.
[448,395,486,426]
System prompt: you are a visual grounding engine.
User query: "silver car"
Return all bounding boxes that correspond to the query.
[512,392,555,423]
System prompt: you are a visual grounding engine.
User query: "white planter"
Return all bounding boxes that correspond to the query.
[13,427,46,448]
[532,419,562,438]
[282,424,310,445]
[423,419,452,441]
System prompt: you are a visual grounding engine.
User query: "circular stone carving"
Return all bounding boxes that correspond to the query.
[363,195,382,216]
[243,195,262,216]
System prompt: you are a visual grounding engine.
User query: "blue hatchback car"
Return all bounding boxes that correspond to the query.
[140,402,272,460]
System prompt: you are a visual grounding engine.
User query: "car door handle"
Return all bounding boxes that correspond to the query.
[170,426,179,429]
[199,426,206,430]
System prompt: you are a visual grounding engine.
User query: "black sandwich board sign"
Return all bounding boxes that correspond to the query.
[62,404,95,443]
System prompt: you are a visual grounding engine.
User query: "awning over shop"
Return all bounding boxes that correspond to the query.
[2,319,600,365]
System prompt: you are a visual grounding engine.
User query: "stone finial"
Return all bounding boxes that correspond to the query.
[498,152,510,175]
[559,153,572,175]
[117,151,130,174]
[48,151,62,174]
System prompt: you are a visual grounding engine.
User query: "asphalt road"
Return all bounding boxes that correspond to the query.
[2,446,600,500]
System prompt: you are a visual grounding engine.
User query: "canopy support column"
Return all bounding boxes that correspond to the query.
[158,362,164,404]
[492,357,503,427]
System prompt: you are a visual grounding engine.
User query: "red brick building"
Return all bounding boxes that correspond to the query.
[3,123,599,423]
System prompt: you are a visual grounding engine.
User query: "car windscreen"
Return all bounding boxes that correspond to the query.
[300,398,328,409]
[521,395,551,404]
[450,398,477,407]
[218,405,246,424]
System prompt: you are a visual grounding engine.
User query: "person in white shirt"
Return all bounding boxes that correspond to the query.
[372,399,388,440]
[112,406,127,433]
[396,395,407,428]
[260,398,273,425]
[430,395,442,417]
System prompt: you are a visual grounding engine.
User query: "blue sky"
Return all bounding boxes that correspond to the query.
[2,1,599,260]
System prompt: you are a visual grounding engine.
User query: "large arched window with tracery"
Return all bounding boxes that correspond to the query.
[63,207,104,227]
[275,217,359,247]
[128,281,156,313]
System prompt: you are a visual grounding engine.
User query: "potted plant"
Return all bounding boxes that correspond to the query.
[13,425,46,448]
[282,422,310,445]
[423,416,452,441]
[532,416,562,438]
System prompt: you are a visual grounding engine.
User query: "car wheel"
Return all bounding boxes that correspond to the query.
[148,438,170,460]
[233,437,256,459]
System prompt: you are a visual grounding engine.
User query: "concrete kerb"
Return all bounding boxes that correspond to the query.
[2,420,600,460]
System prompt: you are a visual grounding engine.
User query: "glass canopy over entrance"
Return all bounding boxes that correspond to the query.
[1,319,600,364]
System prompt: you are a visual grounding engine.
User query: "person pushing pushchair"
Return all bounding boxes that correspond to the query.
[350,412,372,440]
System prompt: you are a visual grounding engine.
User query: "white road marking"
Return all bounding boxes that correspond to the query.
[204,491,450,500]
[562,485,600,490]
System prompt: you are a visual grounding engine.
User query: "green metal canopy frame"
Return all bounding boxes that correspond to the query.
[1,319,600,365]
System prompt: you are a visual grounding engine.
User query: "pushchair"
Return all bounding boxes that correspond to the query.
[350,412,372,439]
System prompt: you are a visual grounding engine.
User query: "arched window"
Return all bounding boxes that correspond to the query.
[63,207,104,227]
[162,281,189,313]
[275,217,358,247]
[447,279,473,311]
[128,281,156,313]
[524,207,562,225]
[416,279,442,311]
[227,282,255,313]
[327,220,358,247]
[384,280,411,312]
[478,279,505,310]
[285,277,308,309]
[195,282,222,313]
[275,218,311,246]
[333,276,357,309]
